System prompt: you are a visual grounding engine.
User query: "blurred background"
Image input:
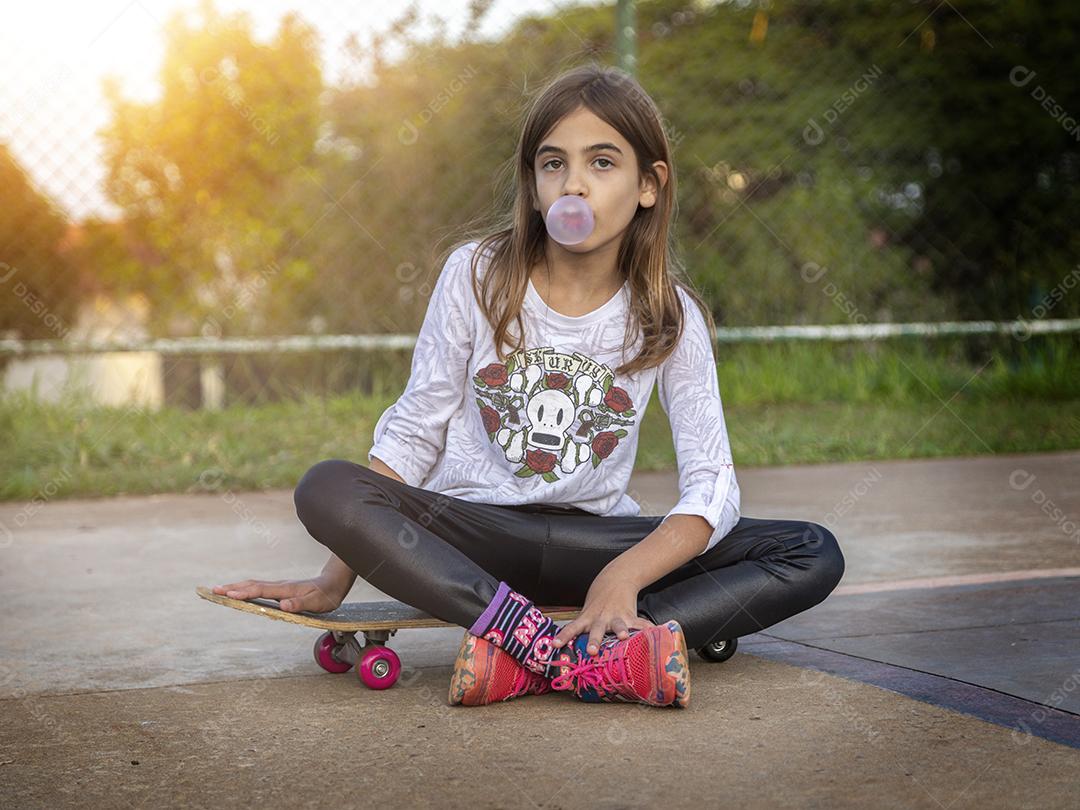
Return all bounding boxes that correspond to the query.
[2,0,1078,500]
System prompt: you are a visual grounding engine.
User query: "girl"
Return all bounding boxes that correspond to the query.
[214,63,845,708]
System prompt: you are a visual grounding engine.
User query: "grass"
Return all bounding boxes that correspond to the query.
[3,334,1077,501]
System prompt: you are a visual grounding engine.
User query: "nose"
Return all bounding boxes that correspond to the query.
[562,165,588,197]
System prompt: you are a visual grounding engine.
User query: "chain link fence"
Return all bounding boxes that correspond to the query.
[1,0,1077,410]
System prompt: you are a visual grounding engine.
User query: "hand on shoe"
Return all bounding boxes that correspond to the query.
[549,570,656,657]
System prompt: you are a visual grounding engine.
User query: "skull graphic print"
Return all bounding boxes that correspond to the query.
[473,346,636,483]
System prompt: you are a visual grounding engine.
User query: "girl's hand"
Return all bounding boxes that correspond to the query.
[212,575,349,613]
[549,571,655,657]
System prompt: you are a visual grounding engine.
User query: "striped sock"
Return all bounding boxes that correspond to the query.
[468,581,573,678]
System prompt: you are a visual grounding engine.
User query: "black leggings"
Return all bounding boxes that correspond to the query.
[293,459,846,650]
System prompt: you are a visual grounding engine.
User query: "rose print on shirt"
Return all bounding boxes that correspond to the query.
[472,346,636,483]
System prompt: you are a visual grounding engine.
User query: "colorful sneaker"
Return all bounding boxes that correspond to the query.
[447,631,554,706]
[548,620,691,707]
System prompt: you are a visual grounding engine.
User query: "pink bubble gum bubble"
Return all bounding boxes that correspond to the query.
[545,195,595,245]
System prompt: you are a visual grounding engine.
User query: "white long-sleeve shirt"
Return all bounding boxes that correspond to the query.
[367,240,740,555]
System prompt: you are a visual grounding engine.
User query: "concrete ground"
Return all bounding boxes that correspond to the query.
[2,450,1078,808]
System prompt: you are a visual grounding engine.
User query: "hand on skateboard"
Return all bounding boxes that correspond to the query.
[211,575,349,613]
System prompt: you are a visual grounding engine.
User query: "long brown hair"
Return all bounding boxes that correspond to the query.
[434,61,716,377]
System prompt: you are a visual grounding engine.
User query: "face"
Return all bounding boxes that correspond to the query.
[531,105,667,252]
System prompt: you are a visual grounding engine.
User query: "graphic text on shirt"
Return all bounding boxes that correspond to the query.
[472,346,637,483]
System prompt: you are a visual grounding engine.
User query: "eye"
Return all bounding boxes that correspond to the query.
[541,157,615,171]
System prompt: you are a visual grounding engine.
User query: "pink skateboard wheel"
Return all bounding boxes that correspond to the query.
[313,631,353,674]
[357,645,401,689]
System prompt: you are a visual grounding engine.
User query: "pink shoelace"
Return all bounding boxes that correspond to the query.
[548,641,631,697]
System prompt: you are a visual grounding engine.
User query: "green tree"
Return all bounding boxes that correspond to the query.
[0,145,78,341]
[885,0,1080,320]
[99,0,324,336]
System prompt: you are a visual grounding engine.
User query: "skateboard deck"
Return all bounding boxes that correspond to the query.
[195,585,583,689]
[195,585,582,630]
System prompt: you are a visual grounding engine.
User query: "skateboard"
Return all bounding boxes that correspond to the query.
[195,585,739,690]
[195,585,582,689]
